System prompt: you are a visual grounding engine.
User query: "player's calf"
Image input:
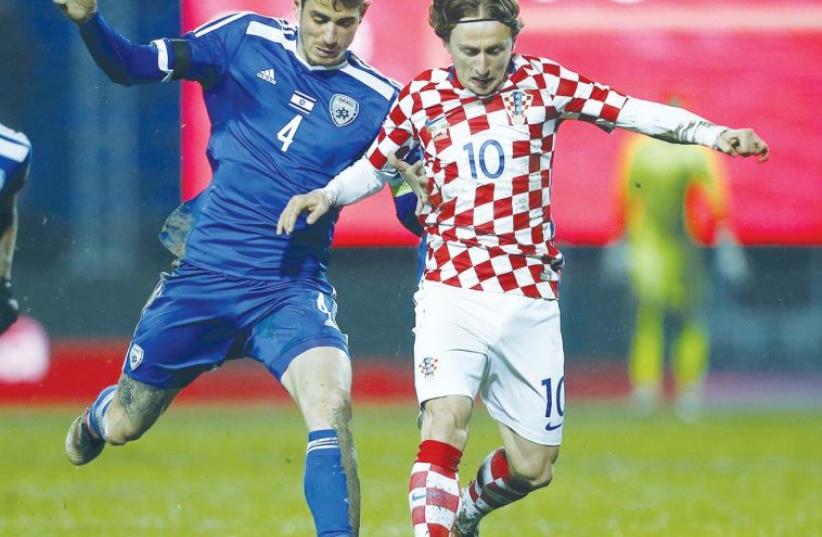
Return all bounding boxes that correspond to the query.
[65,375,177,465]
[453,447,556,537]
[283,348,359,536]
[102,375,178,445]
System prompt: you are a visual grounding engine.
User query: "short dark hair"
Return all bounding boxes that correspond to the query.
[429,0,524,42]
[300,0,367,13]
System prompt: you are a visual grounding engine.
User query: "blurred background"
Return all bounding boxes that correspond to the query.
[1,1,821,535]
[1,0,819,406]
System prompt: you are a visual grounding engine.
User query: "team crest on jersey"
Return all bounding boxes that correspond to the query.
[502,90,533,126]
[424,115,449,141]
[330,94,360,127]
[418,356,439,379]
[128,343,144,370]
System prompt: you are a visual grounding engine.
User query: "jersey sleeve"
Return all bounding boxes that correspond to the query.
[544,62,628,131]
[78,11,250,87]
[366,85,419,172]
[155,12,252,86]
[0,126,31,197]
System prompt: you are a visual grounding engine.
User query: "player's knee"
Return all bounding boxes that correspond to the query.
[422,401,471,446]
[509,450,559,490]
[300,385,352,430]
[103,414,149,445]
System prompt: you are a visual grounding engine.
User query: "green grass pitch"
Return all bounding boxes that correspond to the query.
[1,403,820,536]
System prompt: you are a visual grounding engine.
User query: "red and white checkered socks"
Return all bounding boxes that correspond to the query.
[462,448,530,520]
[409,440,463,537]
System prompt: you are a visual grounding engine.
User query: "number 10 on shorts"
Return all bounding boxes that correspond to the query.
[541,376,565,431]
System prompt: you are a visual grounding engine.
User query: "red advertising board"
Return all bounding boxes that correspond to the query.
[181,0,822,246]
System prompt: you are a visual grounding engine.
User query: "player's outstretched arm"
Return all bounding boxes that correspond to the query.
[277,190,333,236]
[279,156,398,235]
[55,0,177,87]
[715,129,770,162]
[616,98,770,163]
[53,0,97,25]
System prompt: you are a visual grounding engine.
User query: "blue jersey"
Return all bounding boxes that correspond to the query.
[0,123,31,198]
[81,12,398,281]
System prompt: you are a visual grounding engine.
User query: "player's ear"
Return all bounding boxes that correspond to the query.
[293,0,302,18]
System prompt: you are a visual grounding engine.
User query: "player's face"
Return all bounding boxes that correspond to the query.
[295,0,366,67]
[447,21,514,96]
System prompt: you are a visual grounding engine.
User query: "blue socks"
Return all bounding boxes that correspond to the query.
[304,429,352,537]
[86,385,117,441]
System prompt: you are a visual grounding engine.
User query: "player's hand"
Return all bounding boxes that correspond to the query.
[0,278,20,335]
[716,129,770,162]
[53,0,98,25]
[387,152,428,212]
[277,190,332,235]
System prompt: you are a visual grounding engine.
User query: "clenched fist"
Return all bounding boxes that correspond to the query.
[53,0,97,25]
[716,128,770,162]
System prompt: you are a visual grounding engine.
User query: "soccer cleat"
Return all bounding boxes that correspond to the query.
[451,517,480,537]
[451,488,481,537]
[65,410,105,465]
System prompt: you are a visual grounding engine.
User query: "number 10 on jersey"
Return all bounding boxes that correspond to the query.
[463,139,506,180]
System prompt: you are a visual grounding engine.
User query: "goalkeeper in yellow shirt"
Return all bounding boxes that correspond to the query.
[617,126,747,420]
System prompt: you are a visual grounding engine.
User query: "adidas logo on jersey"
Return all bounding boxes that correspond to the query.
[256,68,277,85]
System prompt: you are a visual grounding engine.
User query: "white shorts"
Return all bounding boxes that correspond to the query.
[413,282,566,446]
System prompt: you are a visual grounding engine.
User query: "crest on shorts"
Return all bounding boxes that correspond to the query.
[418,356,439,379]
[330,94,360,127]
[128,343,144,370]
[502,90,533,126]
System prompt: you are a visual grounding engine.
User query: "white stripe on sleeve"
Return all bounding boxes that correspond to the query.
[193,11,251,37]
[0,138,30,163]
[151,39,174,82]
[341,64,396,101]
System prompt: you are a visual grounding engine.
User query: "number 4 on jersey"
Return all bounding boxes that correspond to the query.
[277,115,303,152]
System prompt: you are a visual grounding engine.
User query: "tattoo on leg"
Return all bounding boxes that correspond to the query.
[333,403,360,536]
[115,375,178,433]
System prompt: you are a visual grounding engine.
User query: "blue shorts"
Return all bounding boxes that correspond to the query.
[122,262,349,389]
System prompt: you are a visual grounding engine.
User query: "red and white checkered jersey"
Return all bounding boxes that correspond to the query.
[367,54,629,299]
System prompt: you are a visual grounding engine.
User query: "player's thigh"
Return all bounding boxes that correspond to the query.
[413,284,494,406]
[281,346,352,431]
[246,284,349,382]
[125,268,240,390]
[482,297,566,447]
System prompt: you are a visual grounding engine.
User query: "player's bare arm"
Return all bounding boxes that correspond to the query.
[53,0,97,24]
[278,148,420,235]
